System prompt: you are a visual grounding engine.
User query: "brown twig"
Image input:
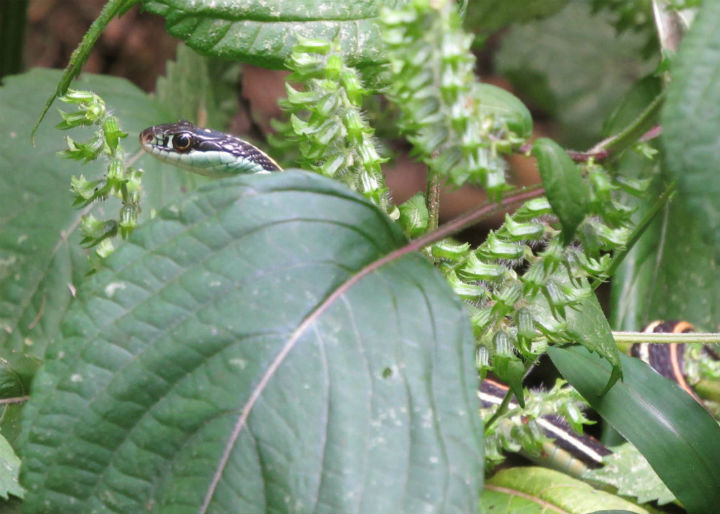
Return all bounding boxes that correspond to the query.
[0,396,30,405]
[518,124,662,163]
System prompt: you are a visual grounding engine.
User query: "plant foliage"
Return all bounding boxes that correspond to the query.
[2,0,720,513]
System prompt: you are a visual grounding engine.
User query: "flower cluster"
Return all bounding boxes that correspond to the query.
[381,0,530,198]
[58,90,141,257]
[274,39,397,218]
[438,160,646,387]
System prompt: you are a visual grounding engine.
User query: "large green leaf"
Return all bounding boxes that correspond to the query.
[549,345,720,513]
[20,172,482,513]
[610,192,720,331]
[0,69,206,386]
[662,0,720,248]
[479,467,647,514]
[142,0,406,69]
[603,77,715,331]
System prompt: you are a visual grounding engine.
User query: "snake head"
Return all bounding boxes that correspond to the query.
[139,120,281,176]
[139,120,196,154]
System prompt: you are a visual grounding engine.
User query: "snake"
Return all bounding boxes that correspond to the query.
[139,121,710,474]
[139,120,282,177]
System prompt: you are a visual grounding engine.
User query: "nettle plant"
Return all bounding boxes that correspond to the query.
[2,0,720,513]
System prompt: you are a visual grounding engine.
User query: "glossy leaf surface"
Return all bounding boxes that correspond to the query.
[480,466,647,514]
[20,172,482,513]
[533,137,589,243]
[142,0,406,69]
[662,0,720,247]
[549,345,720,513]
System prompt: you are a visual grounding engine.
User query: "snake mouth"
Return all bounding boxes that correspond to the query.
[139,127,156,149]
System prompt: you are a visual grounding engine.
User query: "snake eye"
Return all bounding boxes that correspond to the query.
[172,132,192,152]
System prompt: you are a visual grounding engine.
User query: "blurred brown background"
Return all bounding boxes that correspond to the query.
[19,0,543,227]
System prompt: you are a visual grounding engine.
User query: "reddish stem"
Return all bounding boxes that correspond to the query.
[519,125,662,163]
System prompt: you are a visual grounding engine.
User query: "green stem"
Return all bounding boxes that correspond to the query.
[613,331,720,345]
[484,389,515,431]
[589,91,665,157]
[33,0,140,142]
[426,171,440,232]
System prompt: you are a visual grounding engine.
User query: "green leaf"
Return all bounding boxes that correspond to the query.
[565,294,621,390]
[155,43,241,129]
[475,83,533,140]
[532,138,590,243]
[0,69,208,386]
[585,442,675,506]
[479,467,648,514]
[611,192,720,330]
[0,434,23,500]
[549,345,720,514]
[604,78,690,331]
[661,0,720,247]
[20,172,482,513]
[142,0,401,69]
[493,354,525,407]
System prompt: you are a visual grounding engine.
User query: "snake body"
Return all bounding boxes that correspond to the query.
[139,120,282,177]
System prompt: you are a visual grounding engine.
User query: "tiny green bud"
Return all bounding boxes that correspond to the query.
[398,192,429,237]
[61,89,98,104]
[103,117,127,153]
[119,204,137,238]
[86,102,106,122]
[516,308,536,352]
[294,38,332,55]
[343,110,365,143]
[80,215,117,247]
[444,269,487,300]
[326,54,343,80]
[431,239,470,260]
[95,239,115,259]
[61,135,104,161]
[457,253,506,282]
[479,232,523,260]
[475,346,490,371]
[70,174,99,204]
[107,159,124,181]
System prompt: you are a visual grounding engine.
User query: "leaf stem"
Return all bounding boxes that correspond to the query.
[426,172,441,231]
[0,396,29,405]
[518,94,664,163]
[589,92,665,157]
[484,389,514,431]
[32,0,140,142]
[613,331,720,345]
